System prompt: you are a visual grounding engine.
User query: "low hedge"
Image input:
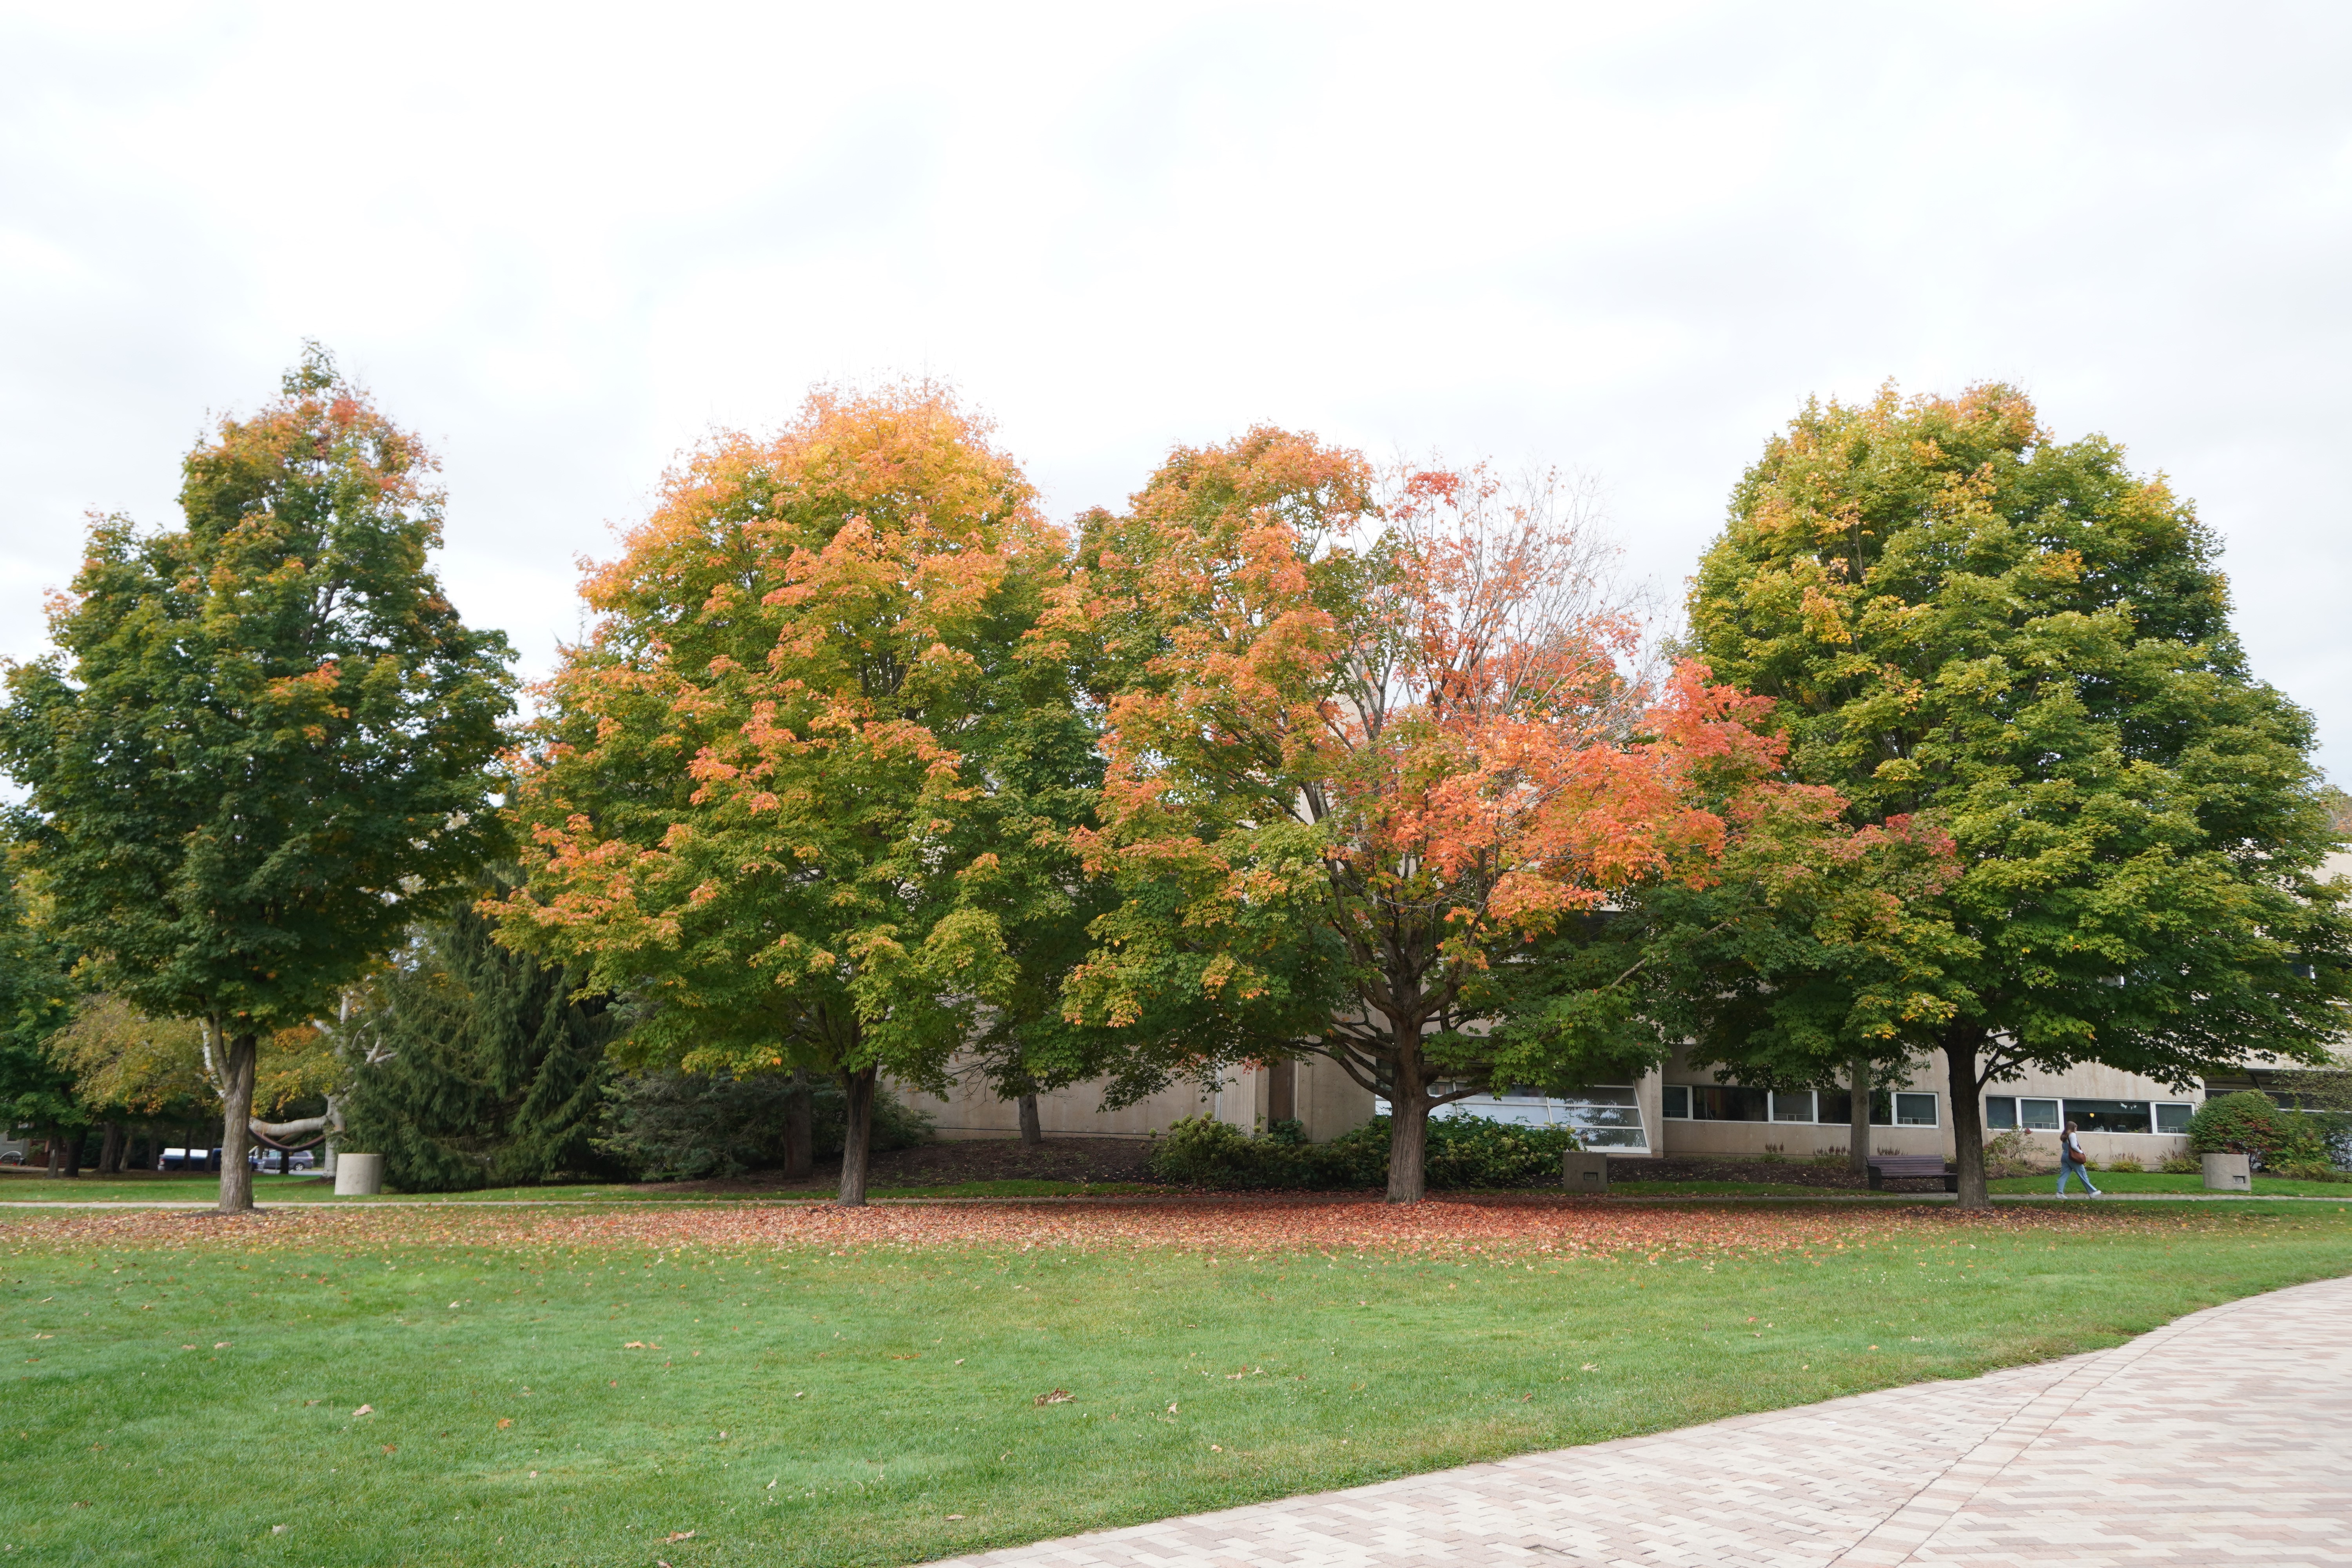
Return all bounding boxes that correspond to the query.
[1146,1112,1580,1191]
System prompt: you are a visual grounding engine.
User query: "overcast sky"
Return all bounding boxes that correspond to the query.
[4,1,2348,778]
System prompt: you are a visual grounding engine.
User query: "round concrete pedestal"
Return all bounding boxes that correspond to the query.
[2202,1151,2251,1191]
[334,1152,385,1196]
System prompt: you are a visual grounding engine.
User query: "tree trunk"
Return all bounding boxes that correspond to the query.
[782,1070,813,1179]
[44,1131,64,1177]
[1944,1030,1989,1210]
[217,1031,259,1214]
[1849,1051,1872,1174]
[98,1122,125,1176]
[837,1067,877,1207]
[1017,1093,1043,1146]
[1385,1047,1430,1204]
[61,1127,84,1178]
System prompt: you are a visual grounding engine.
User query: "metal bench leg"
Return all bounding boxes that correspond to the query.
[1867,1169,1884,1191]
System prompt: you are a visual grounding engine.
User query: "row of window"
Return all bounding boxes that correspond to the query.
[1662,1085,1941,1127]
[1986,1097,2192,1136]
[1416,1085,2199,1142]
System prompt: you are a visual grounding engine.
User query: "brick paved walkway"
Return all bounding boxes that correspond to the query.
[942,1274,2352,1568]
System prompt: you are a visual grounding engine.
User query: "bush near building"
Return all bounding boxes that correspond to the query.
[1147,1113,1577,1191]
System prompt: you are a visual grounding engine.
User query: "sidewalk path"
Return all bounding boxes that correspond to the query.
[943,1274,2352,1568]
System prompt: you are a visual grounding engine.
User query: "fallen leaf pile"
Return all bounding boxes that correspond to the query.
[0,1194,2240,1265]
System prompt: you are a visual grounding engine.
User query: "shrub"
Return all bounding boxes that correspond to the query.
[1143,1116,1299,1190]
[2104,1153,2144,1174]
[1981,1129,2042,1178]
[2187,1091,2294,1158]
[1146,1114,1579,1191]
[597,1072,932,1180]
[2159,1152,2201,1175]
[2272,1158,2351,1183]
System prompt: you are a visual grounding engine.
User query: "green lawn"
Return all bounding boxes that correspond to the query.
[3,1200,2348,1566]
[1988,1169,2352,1198]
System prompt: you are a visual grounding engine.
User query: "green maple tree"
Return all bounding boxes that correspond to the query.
[0,347,516,1211]
[1684,383,2351,1206]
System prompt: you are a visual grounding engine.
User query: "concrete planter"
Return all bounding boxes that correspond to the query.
[334,1152,385,1196]
[2202,1152,2251,1192]
[1563,1152,1610,1194]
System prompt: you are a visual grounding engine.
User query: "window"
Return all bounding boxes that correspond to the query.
[1662,1085,1690,1120]
[1421,1086,1648,1149]
[1683,1085,1771,1122]
[1819,1090,1896,1126]
[1985,1096,2016,1130]
[1770,1090,1817,1123]
[2020,1098,2060,1130]
[2156,1102,2193,1134]
[1894,1093,1939,1127]
[2065,1099,2152,1135]
[1555,1087,1646,1149]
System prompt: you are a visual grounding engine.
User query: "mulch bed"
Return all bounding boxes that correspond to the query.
[645,1136,1165,1194]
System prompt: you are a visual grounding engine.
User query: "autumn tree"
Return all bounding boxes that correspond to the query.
[0,347,517,1212]
[492,385,1074,1205]
[1685,384,2352,1207]
[1063,433,1843,1201]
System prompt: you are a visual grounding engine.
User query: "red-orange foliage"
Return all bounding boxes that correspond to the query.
[1063,434,1848,1200]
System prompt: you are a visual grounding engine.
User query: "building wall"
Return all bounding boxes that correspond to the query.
[902,1041,2238,1167]
[1650,1045,2200,1165]
[893,1054,1378,1143]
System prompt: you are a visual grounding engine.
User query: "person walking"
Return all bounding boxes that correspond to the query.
[2056,1120,2102,1196]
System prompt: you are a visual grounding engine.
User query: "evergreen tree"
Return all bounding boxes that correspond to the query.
[341,897,616,1192]
[1684,385,2352,1206]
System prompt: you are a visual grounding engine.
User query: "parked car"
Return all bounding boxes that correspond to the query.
[159,1147,221,1172]
[247,1147,317,1171]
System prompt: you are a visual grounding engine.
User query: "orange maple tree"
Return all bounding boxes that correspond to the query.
[1063,431,1851,1201]
[490,385,1074,1204]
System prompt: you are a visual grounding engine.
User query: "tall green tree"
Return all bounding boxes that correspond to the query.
[0,348,516,1212]
[492,385,1075,1205]
[1685,384,2352,1206]
[340,892,616,1192]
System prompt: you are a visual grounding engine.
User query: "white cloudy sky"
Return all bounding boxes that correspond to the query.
[4,1,2348,777]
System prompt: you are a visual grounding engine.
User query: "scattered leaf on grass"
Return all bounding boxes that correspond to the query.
[1034,1389,1073,1406]
[497,1418,512,1429]
[665,1530,697,1542]
[351,1405,373,1417]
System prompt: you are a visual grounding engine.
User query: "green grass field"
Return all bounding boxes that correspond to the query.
[3,1198,2348,1566]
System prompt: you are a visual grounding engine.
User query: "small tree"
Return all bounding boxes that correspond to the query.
[1685,385,2352,1207]
[1064,436,1840,1201]
[0,348,516,1212]
[493,385,1071,1205]
[0,850,78,1170]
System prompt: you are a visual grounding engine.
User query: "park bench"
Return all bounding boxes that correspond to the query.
[1865,1155,1957,1192]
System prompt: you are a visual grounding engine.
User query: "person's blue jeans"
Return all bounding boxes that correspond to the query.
[2056,1158,2101,1195]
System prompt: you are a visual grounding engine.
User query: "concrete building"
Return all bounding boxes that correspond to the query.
[898,1045,2207,1167]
